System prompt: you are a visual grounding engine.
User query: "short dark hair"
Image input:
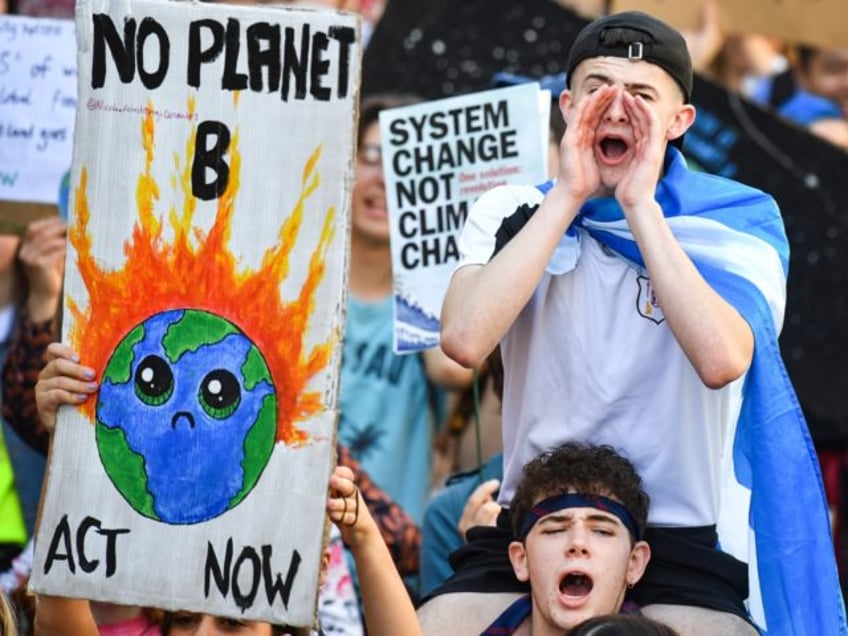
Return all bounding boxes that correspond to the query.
[357,94,421,144]
[509,442,649,542]
[567,613,679,635]
[161,612,294,636]
[796,44,820,72]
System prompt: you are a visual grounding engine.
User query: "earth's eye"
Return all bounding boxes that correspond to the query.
[134,355,175,406]
[199,369,241,419]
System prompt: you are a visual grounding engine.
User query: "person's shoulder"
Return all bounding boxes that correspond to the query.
[471,183,547,218]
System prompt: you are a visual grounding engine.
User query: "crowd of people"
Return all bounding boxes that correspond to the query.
[0,0,846,634]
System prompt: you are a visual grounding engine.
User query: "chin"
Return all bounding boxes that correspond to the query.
[595,167,625,195]
[596,177,619,198]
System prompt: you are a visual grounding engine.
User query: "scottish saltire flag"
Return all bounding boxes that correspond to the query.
[540,147,846,634]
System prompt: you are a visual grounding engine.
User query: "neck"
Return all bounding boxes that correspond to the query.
[348,233,392,301]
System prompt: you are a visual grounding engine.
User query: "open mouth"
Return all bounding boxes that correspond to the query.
[560,572,594,598]
[598,136,630,162]
[364,194,387,211]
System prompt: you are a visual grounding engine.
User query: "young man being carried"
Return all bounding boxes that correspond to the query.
[482,442,651,636]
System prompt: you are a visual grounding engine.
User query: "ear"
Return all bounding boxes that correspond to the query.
[559,90,575,126]
[667,104,696,144]
[508,540,530,583]
[626,540,651,587]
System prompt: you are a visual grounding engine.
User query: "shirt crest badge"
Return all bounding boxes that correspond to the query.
[636,275,665,324]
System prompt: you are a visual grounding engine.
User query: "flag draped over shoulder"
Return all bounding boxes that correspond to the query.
[540,147,846,634]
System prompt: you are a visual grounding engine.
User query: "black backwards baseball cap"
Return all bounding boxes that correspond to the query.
[565,11,693,104]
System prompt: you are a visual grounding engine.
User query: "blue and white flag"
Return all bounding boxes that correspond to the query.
[541,147,846,634]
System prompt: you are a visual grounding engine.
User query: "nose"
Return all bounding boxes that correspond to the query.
[192,616,217,636]
[603,89,628,123]
[565,526,591,557]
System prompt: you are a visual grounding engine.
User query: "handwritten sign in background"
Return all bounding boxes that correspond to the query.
[380,84,548,353]
[30,0,360,627]
[0,15,76,204]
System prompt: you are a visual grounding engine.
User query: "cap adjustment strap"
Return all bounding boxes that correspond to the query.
[627,41,644,61]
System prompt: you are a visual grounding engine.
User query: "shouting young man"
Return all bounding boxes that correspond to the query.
[423,10,841,635]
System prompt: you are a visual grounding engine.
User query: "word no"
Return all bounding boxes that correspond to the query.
[205,538,302,612]
[91,14,355,101]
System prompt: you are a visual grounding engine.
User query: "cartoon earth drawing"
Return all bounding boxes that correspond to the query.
[95,309,277,524]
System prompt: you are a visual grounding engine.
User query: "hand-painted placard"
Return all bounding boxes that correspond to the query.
[30,0,360,628]
[0,15,76,230]
[381,84,548,353]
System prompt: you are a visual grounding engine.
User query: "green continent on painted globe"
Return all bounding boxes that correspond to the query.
[95,309,277,524]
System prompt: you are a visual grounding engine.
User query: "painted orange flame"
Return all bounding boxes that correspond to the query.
[68,98,336,444]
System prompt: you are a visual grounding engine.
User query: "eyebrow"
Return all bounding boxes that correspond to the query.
[581,73,660,97]
[538,511,622,526]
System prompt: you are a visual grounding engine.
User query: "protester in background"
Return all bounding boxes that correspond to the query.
[0,0,72,606]
[1,216,66,533]
[791,45,848,118]
[752,44,848,148]
[338,93,471,527]
[779,45,848,148]
[0,217,66,599]
[707,34,787,98]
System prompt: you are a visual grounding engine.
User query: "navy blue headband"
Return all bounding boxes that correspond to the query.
[518,493,642,541]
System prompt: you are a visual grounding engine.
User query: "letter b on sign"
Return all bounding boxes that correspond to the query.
[192,120,231,201]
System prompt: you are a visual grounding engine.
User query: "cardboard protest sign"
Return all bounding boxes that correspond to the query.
[610,0,847,50]
[380,84,548,352]
[0,15,76,232]
[30,0,360,627]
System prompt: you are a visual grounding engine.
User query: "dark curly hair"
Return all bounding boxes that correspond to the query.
[567,613,679,635]
[509,442,649,543]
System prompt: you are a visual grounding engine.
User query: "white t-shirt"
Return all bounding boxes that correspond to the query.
[458,184,743,527]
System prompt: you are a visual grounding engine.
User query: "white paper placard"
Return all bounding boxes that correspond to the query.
[0,15,76,204]
[380,84,549,353]
[31,0,360,627]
